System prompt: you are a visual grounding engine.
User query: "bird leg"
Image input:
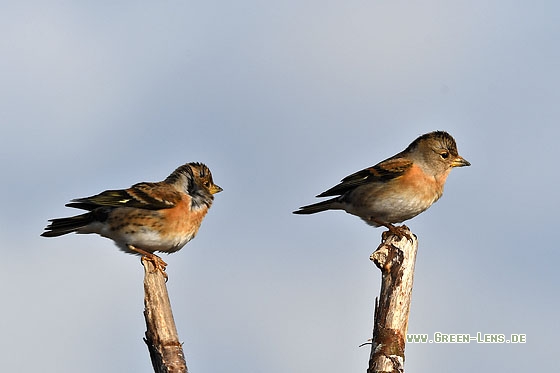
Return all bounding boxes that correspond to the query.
[370,218,414,241]
[127,244,168,280]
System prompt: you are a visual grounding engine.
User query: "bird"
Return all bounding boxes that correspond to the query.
[293,131,470,237]
[42,162,222,273]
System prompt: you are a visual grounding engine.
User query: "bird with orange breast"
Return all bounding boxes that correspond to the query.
[293,131,470,236]
[42,162,222,272]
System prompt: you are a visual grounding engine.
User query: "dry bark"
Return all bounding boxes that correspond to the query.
[367,228,418,373]
[142,258,188,373]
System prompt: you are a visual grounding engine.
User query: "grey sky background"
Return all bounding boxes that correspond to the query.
[2,1,558,372]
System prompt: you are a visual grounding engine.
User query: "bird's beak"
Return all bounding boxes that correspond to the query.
[210,185,223,194]
[451,156,471,167]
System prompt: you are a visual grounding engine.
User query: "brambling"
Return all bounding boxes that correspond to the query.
[293,131,470,236]
[42,162,222,272]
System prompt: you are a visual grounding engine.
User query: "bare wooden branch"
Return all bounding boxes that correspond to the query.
[367,228,418,373]
[142,258,188,373]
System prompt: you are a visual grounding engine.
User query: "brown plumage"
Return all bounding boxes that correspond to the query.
[293,131,470,231]
[42,162,222,257]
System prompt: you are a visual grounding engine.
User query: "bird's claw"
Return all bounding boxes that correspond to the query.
[387,224,414,241]
[128,244,169,281]
[376,221,414,242]
[141,255,169,282]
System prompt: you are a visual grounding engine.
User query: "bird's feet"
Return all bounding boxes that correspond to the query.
[382,224,414,242]
[370,219,414,241]
[127,244,168,281]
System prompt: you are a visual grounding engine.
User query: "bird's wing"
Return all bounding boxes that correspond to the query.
[317,157,413,197]
[66,182,182,211]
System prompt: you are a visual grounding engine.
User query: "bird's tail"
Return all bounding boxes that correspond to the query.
[41,213,94,237]
[293,197,341,215]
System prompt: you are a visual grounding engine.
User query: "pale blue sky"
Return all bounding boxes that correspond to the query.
[2,1,559,372]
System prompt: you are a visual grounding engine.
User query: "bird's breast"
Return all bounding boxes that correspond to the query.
[343,165,444,224]
[93,200,209,253]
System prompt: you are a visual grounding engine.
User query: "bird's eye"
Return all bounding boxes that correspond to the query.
[440,151,449,159]
[203,181,210,188]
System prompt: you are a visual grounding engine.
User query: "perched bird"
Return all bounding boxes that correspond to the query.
[42,162,222,271]
[293,131,470,236]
